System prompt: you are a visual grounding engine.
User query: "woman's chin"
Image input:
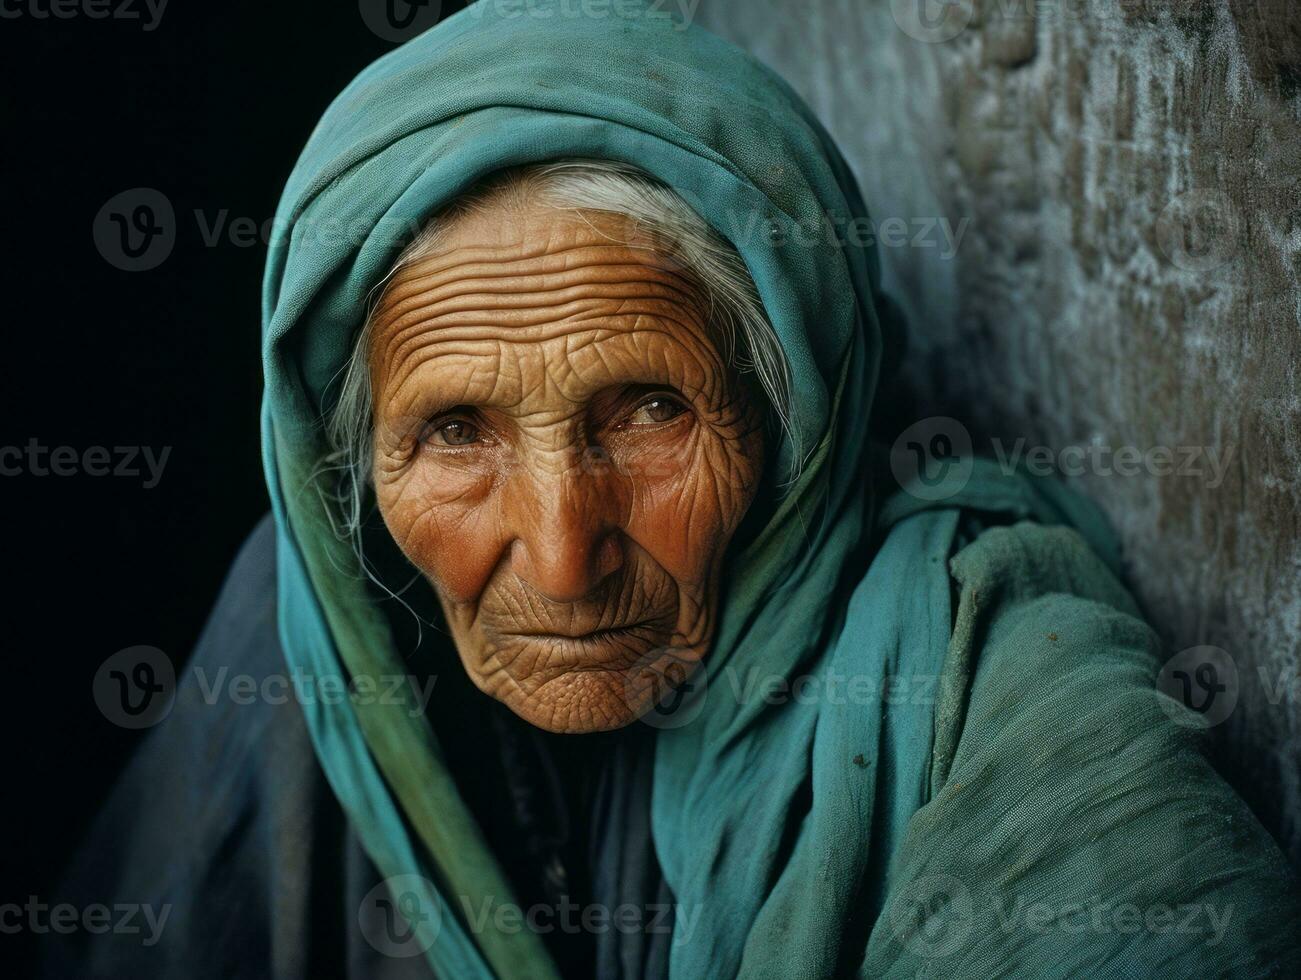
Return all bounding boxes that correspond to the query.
[495,671,646,734]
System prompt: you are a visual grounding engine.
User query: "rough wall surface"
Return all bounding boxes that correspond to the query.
[697,0,1301,863]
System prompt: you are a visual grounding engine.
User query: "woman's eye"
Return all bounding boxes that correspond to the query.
[629,395,688,426]
[424,418,482,447]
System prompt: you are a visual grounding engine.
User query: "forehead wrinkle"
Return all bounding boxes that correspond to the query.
[552,322,720,404]
[381,243,703,320]
[369,220,735,425]
[400,243,702,290]
[392,278,703,328]
[385,292,702,347]
[378,270,705,346]
[397,239,694,286]
[373,245,708,352]
[379,346,504,426]
[382,320,721,425]
[378,294,716,394]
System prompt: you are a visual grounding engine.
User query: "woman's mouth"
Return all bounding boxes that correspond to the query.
[503,621,668,665]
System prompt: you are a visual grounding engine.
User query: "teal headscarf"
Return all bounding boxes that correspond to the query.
[261,2,1298,977]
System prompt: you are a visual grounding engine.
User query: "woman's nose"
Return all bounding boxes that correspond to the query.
[504,458,625,604]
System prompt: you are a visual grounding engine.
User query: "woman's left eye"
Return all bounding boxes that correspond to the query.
[629,395,688,425]
[423,417,483,447]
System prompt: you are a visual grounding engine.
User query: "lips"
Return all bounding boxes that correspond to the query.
[515,621,660,647]
[498,620,669,667]
[471,567,680,667]
[545,622,650,641]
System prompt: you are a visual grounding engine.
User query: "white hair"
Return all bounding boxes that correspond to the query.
[322,158,794,550]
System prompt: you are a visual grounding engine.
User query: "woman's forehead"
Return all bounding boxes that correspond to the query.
[400,196,696,278]
[367,203,726,410]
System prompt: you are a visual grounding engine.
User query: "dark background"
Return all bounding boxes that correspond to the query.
[0,1,471,970]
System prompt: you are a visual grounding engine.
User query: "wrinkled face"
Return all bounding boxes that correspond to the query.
[369,198,765,733]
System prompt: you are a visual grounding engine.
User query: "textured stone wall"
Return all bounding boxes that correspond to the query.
[697,0,1301,863]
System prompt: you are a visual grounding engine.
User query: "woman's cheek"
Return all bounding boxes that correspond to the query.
[625,434,728,584]
[382,462,503,603]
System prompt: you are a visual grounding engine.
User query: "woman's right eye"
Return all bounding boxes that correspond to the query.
[422,417,482,447]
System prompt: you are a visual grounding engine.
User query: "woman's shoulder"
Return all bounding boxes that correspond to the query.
[202,510,280,651]
[865,518,1300,976]
[41,516,389,979]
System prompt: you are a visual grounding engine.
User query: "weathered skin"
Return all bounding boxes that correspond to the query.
[369,198,765,733]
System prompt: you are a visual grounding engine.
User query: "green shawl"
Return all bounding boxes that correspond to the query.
[260,1,1298,976]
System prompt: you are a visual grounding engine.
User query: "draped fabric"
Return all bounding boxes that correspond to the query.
[256,2,1299,977]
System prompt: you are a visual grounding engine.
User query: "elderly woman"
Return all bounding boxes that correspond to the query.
[50,2,1298,979]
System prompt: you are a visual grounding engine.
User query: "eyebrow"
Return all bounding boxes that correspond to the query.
[378,359,708,428]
